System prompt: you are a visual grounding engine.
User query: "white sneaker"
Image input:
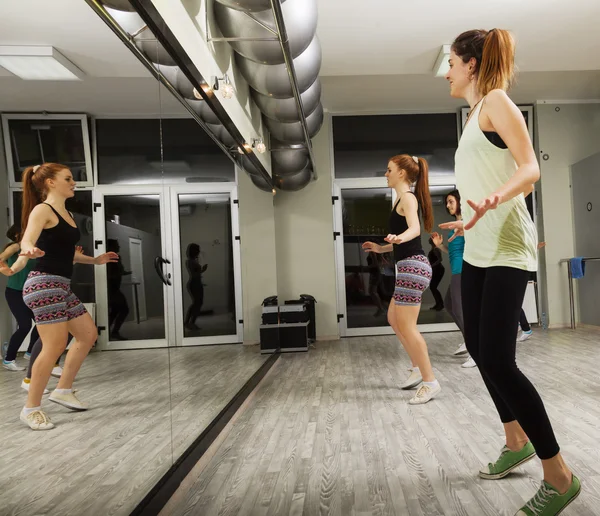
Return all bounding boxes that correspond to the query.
[21,380,50,395]
[51,366,63,378]
[518,330,533,342]
[23,352,31,360]
[409,382,441,405]
[3,360,25,371]
[20,409,54,430]
[401,368,423,390]
[49,390,88,411]
[461,357,477,368]
[453,343,468,356]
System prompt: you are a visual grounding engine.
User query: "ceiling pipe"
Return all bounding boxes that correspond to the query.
[84,0,273,188]
[268,0,317,180]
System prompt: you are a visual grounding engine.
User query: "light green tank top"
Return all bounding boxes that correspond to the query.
[455,98,537,271]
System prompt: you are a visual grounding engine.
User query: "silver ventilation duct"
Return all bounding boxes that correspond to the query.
[264,103,323,145]
[274,164,312,191]
[235,37,321,98]
[271,142,308,176]
[213,0,317,65]
[252,78,321,122]
[212,0,323,190]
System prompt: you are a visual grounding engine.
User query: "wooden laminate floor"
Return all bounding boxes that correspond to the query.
[0,344,267,516]
[163,328,600,516]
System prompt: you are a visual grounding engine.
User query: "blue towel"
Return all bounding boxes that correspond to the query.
[570,257,585,279]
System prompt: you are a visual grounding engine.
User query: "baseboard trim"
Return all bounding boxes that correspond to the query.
[130,353,279,516]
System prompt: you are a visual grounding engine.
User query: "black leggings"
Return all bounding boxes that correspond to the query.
[185,280,204,326]
[429,266,445,307]
[109,289,129,334]
[4,287,39,362]
[462,261,559,460]
[519,309,531,332]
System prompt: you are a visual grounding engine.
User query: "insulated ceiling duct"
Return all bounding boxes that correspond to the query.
[212,0,323,190]
[274,164,312,191]
[271,142,309,176]
[252,78,321,122]
[264,103,323,145]
[235,37,321,98]
[213,0,317,64]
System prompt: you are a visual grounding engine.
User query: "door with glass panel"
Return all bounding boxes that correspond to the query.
[93,186,171,349]
[93,185,242,349]
[333,182,460,337]
[170,184,242,346]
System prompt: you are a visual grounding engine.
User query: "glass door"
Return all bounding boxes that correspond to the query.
[170,184,243,346]
[93,184,243,349]
[333,181,460,337]
[93,186,172,350]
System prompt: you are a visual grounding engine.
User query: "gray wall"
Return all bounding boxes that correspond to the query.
[537,102,600,327]
[571,151,600,326]
[274,115,339,340]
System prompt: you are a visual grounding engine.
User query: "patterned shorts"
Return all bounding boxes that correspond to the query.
[394,255,433,306]
[22,272,87,325]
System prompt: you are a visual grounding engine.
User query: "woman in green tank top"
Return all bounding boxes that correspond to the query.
[0,225,39,370]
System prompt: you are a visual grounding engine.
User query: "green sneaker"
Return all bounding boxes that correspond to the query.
[479,442,536,479]
[516,474,581,515]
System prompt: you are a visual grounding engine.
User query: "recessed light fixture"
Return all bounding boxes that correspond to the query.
[211,73,234,99]
[0,46,85,80]
[433,44,451,77]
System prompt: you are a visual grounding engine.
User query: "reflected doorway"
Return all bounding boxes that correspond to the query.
[93,184,242,349]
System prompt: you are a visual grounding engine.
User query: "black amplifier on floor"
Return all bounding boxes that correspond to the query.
[279,303,308,324]
[284,294,316,342]
[260,322,309,354]
[261,295,279,325]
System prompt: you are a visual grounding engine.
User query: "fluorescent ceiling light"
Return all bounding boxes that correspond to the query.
[433,44,451,77]
[0,46,84,80]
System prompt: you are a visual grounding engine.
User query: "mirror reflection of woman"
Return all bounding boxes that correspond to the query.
[0,163,118,430]
[184,243,208,331]
[1,225,39,371]
[363,154,440,405]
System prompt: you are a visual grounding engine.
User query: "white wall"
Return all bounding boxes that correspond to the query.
[237,170,278,344]
[274,115,339,340]
[537,102,600,327]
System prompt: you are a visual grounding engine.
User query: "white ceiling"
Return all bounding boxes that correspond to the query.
[0,0,599,116]
[317,0,600,76]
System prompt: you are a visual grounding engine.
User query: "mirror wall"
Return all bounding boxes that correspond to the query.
[0,2,276,514]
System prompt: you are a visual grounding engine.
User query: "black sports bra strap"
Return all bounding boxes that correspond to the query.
[42,202,60,216]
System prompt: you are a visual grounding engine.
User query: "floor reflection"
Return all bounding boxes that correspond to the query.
[0,344,268,515]
[168,345,268,459]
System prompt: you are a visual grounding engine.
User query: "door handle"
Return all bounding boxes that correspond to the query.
[154,256,172,286]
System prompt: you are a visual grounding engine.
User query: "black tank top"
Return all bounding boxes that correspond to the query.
[389,193,424,262]
[33,203,80,279]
